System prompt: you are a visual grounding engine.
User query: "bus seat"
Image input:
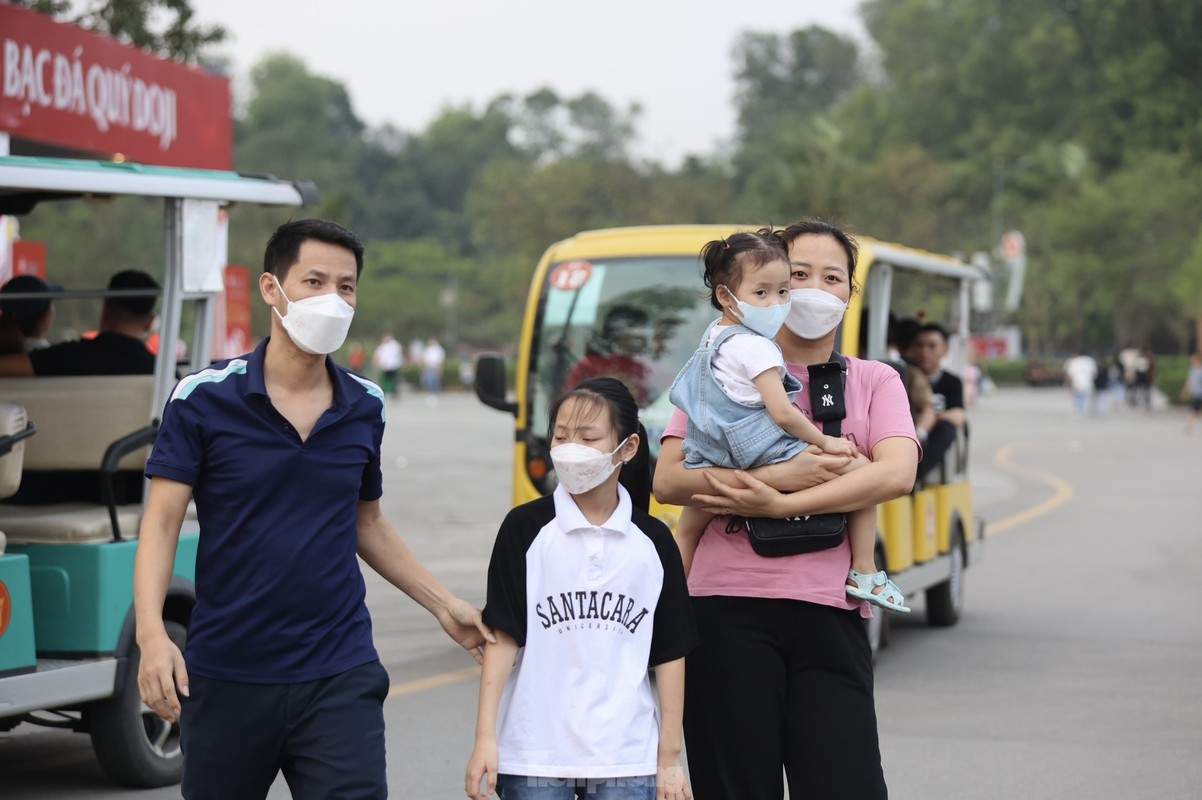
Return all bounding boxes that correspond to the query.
[0,400,32,554]
[0,376,155,544]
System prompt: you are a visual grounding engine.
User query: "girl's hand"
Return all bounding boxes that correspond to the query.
[765,447,851,492]
[821,435,859,458]
[694,469,785,518]
[658,763,692,800]
[465,739,499,799]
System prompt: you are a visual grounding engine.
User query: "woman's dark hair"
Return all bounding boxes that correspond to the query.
[777,218,859,286]
[263,218,365,279]
[546,376,652,511]
[699,228,788,311]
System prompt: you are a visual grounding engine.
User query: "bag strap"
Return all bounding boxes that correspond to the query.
[807,352,847,436]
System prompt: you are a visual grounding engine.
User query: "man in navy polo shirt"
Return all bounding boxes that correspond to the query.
[133,219,491,799]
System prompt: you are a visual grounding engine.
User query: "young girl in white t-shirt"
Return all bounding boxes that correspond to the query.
[466,377,698,800]
[667,230,909,613]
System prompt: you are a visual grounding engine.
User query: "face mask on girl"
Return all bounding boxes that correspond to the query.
[725,287,791,339]
[273,276,355,355]
[784,288,847,340]
[550,436,632,495]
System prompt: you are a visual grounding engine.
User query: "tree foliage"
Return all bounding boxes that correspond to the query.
[13,0,225,62]
[12,0,1202,357]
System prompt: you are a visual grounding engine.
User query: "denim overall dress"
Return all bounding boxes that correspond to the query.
[667,321,807,470]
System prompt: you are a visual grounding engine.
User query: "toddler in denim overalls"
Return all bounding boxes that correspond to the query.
[667,230,910,613]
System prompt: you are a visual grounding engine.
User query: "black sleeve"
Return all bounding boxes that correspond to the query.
[939,372,965,411]
[481,502,543,647]
[640,513,699,666]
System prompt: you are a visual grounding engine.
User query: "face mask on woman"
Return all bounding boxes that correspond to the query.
[550,436,631,495]
[784,288,847,340]
[273,276,355,355]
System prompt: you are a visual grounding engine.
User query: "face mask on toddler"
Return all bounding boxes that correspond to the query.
[728,293,791,339]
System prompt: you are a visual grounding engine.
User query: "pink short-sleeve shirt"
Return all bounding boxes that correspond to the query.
[662,356,918,615]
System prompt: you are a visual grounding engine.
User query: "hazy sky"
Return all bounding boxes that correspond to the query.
[189,0,867,165]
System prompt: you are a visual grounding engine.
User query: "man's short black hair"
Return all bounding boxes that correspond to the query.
[106,270,160,318]
[1,275,60,321]
[263,219,365,279]
[919,322,950,343]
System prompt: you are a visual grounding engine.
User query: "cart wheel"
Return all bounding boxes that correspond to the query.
[926,527,965,627]
[89,620,187,787]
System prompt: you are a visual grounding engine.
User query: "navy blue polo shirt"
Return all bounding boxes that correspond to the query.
[146,337,386,683]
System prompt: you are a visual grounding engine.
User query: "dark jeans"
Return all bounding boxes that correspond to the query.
[180,660,389,800]
[683,596,887,800]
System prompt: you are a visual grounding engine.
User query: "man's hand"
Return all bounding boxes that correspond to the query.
[436,596,495,664]
[137,633,188,723]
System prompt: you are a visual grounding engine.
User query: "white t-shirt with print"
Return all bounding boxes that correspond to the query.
[482,484,696,779]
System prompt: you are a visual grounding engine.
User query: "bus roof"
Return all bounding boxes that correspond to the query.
[0,155,319,214]
[542,224,986,283]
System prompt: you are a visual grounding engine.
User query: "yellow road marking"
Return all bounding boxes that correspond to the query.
[986,440,1075,537]
[387,664,480,698]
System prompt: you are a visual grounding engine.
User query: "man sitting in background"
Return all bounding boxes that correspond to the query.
[0,274,60,354]
[0,270,159,376]
[906,322,966,482]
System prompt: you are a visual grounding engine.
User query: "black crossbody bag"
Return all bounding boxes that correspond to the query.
[726,354,849,557]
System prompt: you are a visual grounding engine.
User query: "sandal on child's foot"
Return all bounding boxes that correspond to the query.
[846,569,911,613]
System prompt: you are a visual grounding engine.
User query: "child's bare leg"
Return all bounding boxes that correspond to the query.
[846,506,878,577]
[675,505,714,576]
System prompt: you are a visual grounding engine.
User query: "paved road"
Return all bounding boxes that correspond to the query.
[3,387,1201,798]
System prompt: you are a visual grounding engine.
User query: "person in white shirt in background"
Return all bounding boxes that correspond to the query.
[371,332,404,398]
[1064,350,1098,416]
[420,337,446,398]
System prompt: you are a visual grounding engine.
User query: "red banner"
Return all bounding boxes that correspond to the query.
[216,265,253,359]
[0,4,231,170]
[11,240,46,280]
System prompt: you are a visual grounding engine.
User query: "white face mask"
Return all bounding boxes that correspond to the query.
[550,436,631,495]
[784,288,847,340]
[272,277,355,355]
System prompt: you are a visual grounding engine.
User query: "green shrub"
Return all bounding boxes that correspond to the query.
[1155,355,1190,405]
[983,359,1029,386]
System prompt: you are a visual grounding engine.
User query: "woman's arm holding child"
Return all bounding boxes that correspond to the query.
[654,657,692,800]
[465,631,519,800]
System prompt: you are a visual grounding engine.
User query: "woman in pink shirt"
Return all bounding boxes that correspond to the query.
[653,219,919,800]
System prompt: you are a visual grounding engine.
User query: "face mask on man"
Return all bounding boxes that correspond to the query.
[272,276,355,355]
[550,436,631,495]
[784,288,847,340]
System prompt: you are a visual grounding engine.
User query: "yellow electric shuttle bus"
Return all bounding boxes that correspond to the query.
[475,225,986,655]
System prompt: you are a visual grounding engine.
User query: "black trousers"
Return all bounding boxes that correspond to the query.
[684,596,887,800]
[179,660,390,800]
[916,419,958,482]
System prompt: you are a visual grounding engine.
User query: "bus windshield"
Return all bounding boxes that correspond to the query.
[530,256,713,457]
